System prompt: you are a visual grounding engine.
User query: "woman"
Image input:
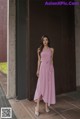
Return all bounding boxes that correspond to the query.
[34,35,56,116]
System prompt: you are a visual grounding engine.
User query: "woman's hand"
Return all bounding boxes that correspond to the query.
[36,70,39,77]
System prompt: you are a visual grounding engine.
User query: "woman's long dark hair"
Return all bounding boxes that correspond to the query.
[39,35,50,57]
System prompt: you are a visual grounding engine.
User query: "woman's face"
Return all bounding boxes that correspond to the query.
[43,37,48,46]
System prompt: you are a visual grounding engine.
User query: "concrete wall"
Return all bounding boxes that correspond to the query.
[7,0,16,99]
[75,5,80,87]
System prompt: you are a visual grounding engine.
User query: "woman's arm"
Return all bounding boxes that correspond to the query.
[51,48,54,64]
[37,48,41,72]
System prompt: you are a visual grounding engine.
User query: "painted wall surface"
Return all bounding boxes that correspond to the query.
[0,0,7,62]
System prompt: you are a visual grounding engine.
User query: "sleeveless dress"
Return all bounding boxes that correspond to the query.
[33,47,56,106]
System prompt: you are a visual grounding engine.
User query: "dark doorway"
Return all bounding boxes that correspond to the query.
[16,0,76,100]
[29,1,76,99]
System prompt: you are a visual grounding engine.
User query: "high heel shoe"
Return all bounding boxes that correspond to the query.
[35,106,40,116]
[45,108,50,112]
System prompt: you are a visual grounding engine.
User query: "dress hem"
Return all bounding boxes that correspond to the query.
[34,96,56,106]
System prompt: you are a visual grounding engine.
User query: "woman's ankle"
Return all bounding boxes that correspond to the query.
[45,103,49,109]
[35,106,39,111]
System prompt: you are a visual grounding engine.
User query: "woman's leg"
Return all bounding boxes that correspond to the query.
[45,103,48,110]
[45,103,50,112]
[35,98,40,116]
[35,98,40,112]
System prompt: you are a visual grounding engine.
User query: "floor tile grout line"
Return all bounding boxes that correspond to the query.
[63,100,80,110]
[20,102,36,118]
[50,107,67,119]
[60,107,77,112]
[20,102,36,119]
[9,100,20,119]
[24,102,38,118]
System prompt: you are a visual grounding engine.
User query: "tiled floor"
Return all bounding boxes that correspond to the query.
[0,84,17,119]
[0,72,80,119]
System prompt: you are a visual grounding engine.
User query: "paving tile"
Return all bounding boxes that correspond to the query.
[65,91,80,100]
[21,99,64,119]
[61,108,80,119]
[58,93,80,109]
[0,84,17,119]
[64,98,80,109]
[9,99,32,119]
[50,96,76,113]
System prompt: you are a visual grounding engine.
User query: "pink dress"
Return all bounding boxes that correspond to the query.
[34,47,56,106]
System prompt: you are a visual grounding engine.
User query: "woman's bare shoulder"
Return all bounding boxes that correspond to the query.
[50,47,54,52]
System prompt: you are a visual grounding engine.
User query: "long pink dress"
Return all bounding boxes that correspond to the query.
[34,47,56,106]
